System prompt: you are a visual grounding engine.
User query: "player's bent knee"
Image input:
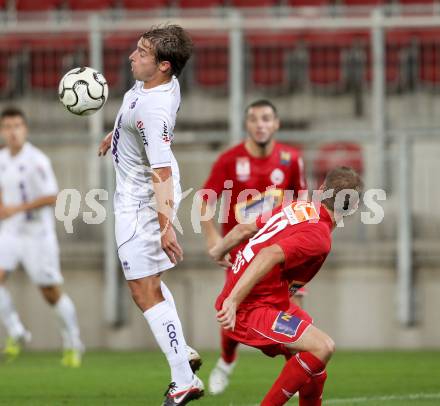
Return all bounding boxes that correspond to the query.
[319,334,336,361]
[0,269,9,284]
[40,286,61,305]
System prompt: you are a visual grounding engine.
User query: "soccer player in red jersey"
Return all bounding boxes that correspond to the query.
[210,167,363,406]
[200,99,307,394]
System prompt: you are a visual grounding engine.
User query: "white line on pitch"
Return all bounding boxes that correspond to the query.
[325,392,440,404]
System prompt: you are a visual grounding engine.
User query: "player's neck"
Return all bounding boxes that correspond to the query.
[143,74,172,90]
[8,144,24,157]
[244,139,275,158]
[322,205,336,228]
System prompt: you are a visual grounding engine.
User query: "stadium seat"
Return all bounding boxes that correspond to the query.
[192,35,229,88]
[399,0,435,3]
[27,36,88,89]
[121,0,169,9]
[417,30,440,85]
[104,34,138,90]
[314,142,363,188]
[0,37,23,96]
[287,0,332,6]
[361,30,415,90]
[230,0,278,7]
[305,32,356,89]
[341,0,385,5]
[247,33,297,89]
[178,0,223,7]
[15,0,62,11]
[66,0,114,10]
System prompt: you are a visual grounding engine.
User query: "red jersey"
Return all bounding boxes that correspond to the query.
[215,201,333,313]
[202,142,307,237]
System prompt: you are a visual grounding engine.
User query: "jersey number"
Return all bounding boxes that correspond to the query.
[233,202,319,274]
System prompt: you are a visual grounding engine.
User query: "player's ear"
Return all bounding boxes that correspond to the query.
[159,61,172,75]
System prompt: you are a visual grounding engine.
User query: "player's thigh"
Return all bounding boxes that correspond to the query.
[116,208,174,281]
[21,233,63,286]
[285,324,335,357]
[0,233,21,275]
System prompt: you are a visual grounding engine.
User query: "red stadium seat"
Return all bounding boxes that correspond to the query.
[179,0,223,7]
[192,35,229,88]
[16,0,62,11]
[66,0,114,10]
[121,0,169,9]
[247,33,297,88]
[0,0,7,8]
[399,0,434,3]
[416,29,440,85]
[341,0,384,5]
[0,37,22,95]
[305,32,356,88]
[27,36,88,89]
[314,142,363,188]
[287,0,332,6]
[230,0,278,7]
[362,30,415,89]
[103,34,138,89]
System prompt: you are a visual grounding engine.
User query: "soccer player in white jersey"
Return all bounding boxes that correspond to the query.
[98,25,204,405]
[0,107,83,366]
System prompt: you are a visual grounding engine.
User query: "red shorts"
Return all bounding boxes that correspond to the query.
[224,303,313,359]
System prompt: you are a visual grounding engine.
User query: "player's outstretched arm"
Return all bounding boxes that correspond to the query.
[0,195,56,220]
[200,199,222,251]
[209,222,258,266]
[217,244,285,330]
[152,166,183,265]
[98,131,113,156]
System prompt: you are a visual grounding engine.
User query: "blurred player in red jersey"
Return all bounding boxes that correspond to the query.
[210,167,363,406]
[200,99,307,394]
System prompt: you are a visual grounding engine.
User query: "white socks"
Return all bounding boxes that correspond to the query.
[161,281,176,310]
[0,286,26,340]
[54,294,82,351]
[144,297,193,388]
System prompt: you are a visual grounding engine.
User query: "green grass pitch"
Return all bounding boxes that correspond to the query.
[1,350,439,405]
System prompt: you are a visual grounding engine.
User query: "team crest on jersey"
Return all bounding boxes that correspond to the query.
[130,98,138,109]
[162,122,171,143]
[136,121,147,145]
[280,151,291,166]
[236,157,250,181]
[270,168,285,185]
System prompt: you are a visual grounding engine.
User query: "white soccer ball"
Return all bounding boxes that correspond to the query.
[58,67,108,116]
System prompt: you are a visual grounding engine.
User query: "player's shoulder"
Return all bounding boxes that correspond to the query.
[275,141,303,156]
[216,143,247,163]
[305,218,332,253]
[0,147,7,161]
[25,143,51,165]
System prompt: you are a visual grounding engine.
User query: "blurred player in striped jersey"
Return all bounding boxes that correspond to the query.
[0,107,83,366]
[212,167,363,405]
[199,99,308,395]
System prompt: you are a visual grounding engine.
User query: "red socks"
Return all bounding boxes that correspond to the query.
[220,328,239,364]
[261,352,325,406]
[299,370,327,406]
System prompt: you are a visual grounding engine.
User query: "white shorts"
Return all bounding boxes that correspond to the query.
[115,204,175,281]
[0,231,63,286]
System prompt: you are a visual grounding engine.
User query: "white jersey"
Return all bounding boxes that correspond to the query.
[0,142,58,235]
[111,77,181,212]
